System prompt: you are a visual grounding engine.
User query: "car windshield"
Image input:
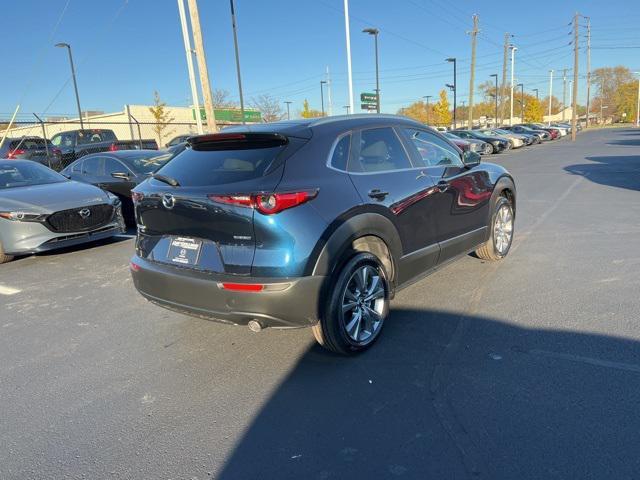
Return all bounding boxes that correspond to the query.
[0,162,67,189]
[127,153,174,174]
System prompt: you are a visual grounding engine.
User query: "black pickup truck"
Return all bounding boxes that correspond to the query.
[50,129,158,168]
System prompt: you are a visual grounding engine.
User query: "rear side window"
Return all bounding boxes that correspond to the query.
[156,145,285,186]
[403,129,463,168]
[82,157,103,175]
[330,134,351,171]
[350,127,411,173]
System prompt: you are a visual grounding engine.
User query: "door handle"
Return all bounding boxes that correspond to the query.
[368,189,389,200]
[416,170,428,180]
[436,181,449,192]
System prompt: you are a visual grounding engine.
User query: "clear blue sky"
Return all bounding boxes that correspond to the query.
[2,0,640,120]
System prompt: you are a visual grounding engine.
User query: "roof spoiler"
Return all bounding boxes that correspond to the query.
[187,132,288,151]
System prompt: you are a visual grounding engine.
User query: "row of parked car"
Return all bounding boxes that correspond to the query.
[439,121,578,155]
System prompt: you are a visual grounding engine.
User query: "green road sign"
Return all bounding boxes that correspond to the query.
[361,103,377,111]
[192,108,262,123]
[360,92,377,103]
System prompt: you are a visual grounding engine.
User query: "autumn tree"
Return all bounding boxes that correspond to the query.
[148,91,175,147]
[299,99,324,118]
[251,94,285,122]
[523,95,544,122]
[397,101,432,124]
[432,89,452,127]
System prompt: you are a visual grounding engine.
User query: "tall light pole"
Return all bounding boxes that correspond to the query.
[517,83,524,121]
[363,28,380,113]
[343,0,354,114]
[509,45,517,125]
[490,74,498,126]
[533,88,539,101]
[548,69,554,126]
[229,0,245,124]
[446,57,457,127]
[423,95,432,125]
[320,81,326,116]
[55,42,83,129]
[634,72,640,127]
[284,101,292,120]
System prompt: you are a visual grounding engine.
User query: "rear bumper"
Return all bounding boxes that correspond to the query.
[130,255,325,328]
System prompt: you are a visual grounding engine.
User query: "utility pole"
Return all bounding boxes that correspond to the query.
[571,12,579,141]
[177,0,203,134]
[586,17,591,128]
[423,95,432,124]
[320,80,326,116]
[533,88,539,100]
[467,14,479,128]
[509,45,517,125]
[326,66,333,116]
[187,0,218,132]
[499,32,510,125]
[548,69,554,126]
[284,101,292,120]
[343,0,354,114]
[635,72,640,127]
[562,68,567,122]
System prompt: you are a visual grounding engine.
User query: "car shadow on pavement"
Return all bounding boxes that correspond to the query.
[564,154,640,191]
[217,308,640,480]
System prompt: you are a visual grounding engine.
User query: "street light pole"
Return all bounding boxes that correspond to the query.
[229,0,245,124]
[517,83,524,121]
[423,95,432,125]
[509,45,517,126]
[533,88,539,101]
[55,42,83,129]
[490,74,498,126]
[343,105,350,114]
[363,28,380,113]
[320,80,327,116]
[548,69,554,126]
[284,101,292,120]
[446,58,457,127]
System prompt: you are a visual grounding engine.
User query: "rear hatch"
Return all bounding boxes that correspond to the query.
[134,133,302,275]
[8,139,51,162]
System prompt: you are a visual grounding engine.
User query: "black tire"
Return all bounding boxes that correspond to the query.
[0,242,14,264]
[475,196,514,261]
[312,252,390,355]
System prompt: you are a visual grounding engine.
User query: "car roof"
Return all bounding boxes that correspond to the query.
[222,114,426,138]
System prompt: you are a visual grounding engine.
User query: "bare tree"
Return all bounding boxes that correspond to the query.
[251,94,285,122]
[212,89,236,108]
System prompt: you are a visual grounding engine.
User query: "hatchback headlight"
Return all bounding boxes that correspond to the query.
[0,211,47,221]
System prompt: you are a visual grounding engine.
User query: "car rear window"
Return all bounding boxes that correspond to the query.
[9,139,48,150]
[155,145,285,186]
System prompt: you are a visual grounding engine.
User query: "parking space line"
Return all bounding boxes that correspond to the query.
[0,285,21,296]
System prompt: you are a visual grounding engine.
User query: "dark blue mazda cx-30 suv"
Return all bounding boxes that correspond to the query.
[130,115,516,354]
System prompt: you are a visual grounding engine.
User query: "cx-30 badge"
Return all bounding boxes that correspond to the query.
[162,193,175,209]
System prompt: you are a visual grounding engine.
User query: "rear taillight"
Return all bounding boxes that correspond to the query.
[208,190,318,215]
[131,192,144,203]
[129,261,141,272]
[108,143,118,151]
[7,149,25,159]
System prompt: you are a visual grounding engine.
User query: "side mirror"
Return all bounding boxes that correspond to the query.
[462,150,481,168]
[111,171,130,180]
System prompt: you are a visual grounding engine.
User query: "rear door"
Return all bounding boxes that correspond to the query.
[135,133,291,275]
[346,126,440,279]
[400,128,493,261]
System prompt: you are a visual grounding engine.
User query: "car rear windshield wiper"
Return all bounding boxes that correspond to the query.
[151,173,180,187]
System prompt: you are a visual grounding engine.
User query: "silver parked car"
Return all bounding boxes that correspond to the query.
[0,160,125,263]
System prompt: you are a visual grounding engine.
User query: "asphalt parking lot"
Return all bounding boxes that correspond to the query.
[2,127,640,479]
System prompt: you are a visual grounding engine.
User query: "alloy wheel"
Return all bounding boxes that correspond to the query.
[493,204,514,255]
[342,265,385,343]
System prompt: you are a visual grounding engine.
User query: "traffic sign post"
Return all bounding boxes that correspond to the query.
[361,103,377,111]
[360,92,378,112]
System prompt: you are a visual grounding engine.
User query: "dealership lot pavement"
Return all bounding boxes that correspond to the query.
[2,127,640,479]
